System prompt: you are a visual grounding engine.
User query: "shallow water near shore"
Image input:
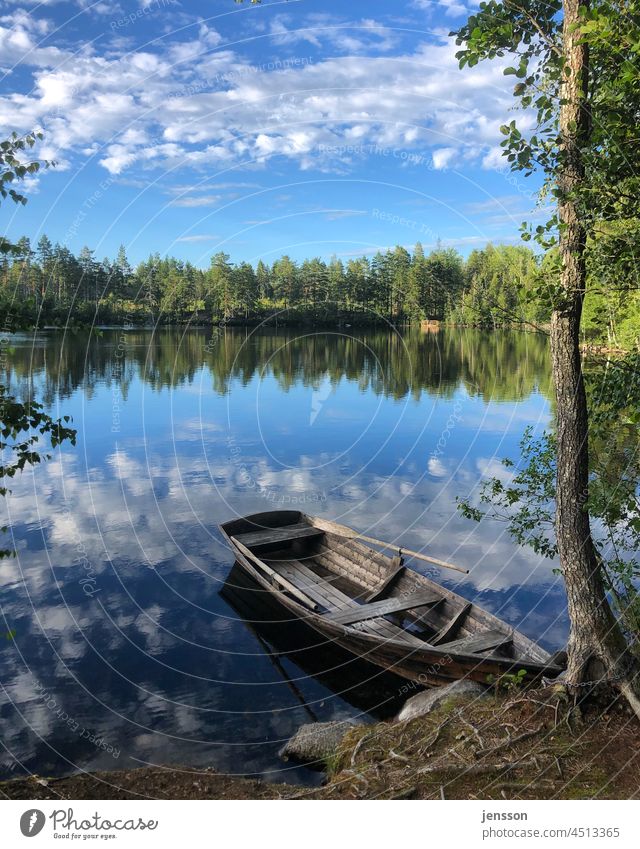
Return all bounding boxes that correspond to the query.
[0,326,568,785]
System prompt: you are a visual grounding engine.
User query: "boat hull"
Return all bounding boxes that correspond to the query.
[220,510,564,687]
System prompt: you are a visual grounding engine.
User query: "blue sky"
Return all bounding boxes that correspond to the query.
[0,0,546,266]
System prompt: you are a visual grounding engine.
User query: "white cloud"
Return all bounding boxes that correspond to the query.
[0,8,51,35]
[336,234,520,257]
[268,14,323,49]
[411,0,472,17]
[166,181,261,193]
[0,12,63,68]
[269,13,399,54]
[323,209,368,220]
[431,147,457,170]
[427,456,447,477]
[175,233,219,243]
[0,10,518,182]
[482,145,507,171]
[169,194,222,208]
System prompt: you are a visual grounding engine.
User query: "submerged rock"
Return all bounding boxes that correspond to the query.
[396,679,490,722]
[279,720,356,765]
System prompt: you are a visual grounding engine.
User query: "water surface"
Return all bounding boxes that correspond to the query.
[0,327,567,785]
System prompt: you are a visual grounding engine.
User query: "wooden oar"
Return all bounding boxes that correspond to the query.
[311,517,469,575]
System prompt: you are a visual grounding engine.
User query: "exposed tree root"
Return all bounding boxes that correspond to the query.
[417,758,539,777]
[475,724,544,760]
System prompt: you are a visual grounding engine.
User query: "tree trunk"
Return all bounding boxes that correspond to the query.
[553,0,639,704]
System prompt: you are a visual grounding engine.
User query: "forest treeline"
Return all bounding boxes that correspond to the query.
[1,236,637,348]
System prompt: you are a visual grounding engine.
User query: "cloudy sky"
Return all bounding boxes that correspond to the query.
[0,0,543,264]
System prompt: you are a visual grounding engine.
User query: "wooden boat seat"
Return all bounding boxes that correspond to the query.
[234,522,324,549]
[270,558,427,648]
[442,629,513,655]
[323,589,442,626]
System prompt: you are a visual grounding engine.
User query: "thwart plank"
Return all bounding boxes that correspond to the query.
[234,522,323,548]
[272,559,427,647]
[323,589,442,626]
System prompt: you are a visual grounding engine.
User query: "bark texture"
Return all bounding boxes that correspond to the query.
[553,0,639,697]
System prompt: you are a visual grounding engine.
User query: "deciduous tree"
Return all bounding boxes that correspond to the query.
[454,0,640,711]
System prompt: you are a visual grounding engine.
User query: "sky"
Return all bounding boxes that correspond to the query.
[0,0,547,267]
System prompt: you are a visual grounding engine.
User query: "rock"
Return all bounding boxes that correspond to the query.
[396,679,490,722]
[279,720,356,765]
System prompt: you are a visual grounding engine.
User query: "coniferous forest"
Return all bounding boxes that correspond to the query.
[3,237,637,348]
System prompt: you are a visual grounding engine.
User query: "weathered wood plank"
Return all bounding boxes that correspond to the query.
[432,603,472,646]
[230,537,319,611]
[276,561,383,620]
[443,629,512,655]
[292,561,430,646]
[367,563,406,602]
[234,522,323,548]
[270,559,426,647]
[275,563,337,611]
[325,535,391,575]
[323,589,442,626]
[313,549,371,584]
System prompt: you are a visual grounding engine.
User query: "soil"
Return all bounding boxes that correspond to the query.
[0,766,293,801]
[2,685,639,801]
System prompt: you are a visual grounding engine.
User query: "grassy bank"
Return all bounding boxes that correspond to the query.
[317,684,640,800]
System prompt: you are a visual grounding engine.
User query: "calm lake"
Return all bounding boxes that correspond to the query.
[0,327,568,785]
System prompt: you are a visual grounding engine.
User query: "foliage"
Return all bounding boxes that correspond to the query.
[453,2,640,695]
[582,220,640,350]
[0,131,48,255]
[454,2,640,311]
[458,426,557,558]
[452,244,546,328]
[0,237,541,329]
[458,354,640,637]
[1,130,76,559]
[0,390,76,556]
[5,231,636,345]
[4,233,637,345]
[487,668,528,695]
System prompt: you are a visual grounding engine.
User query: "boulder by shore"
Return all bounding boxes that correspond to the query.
[395,680,490,722]
[279,719,356,766]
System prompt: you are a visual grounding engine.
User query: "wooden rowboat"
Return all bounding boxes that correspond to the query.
[220,510,565,687]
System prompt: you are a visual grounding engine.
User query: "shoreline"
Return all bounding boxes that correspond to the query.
[3,685,638,801]
[8,324,634,358]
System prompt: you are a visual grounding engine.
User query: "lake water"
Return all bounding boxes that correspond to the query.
[0,327,568,785]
